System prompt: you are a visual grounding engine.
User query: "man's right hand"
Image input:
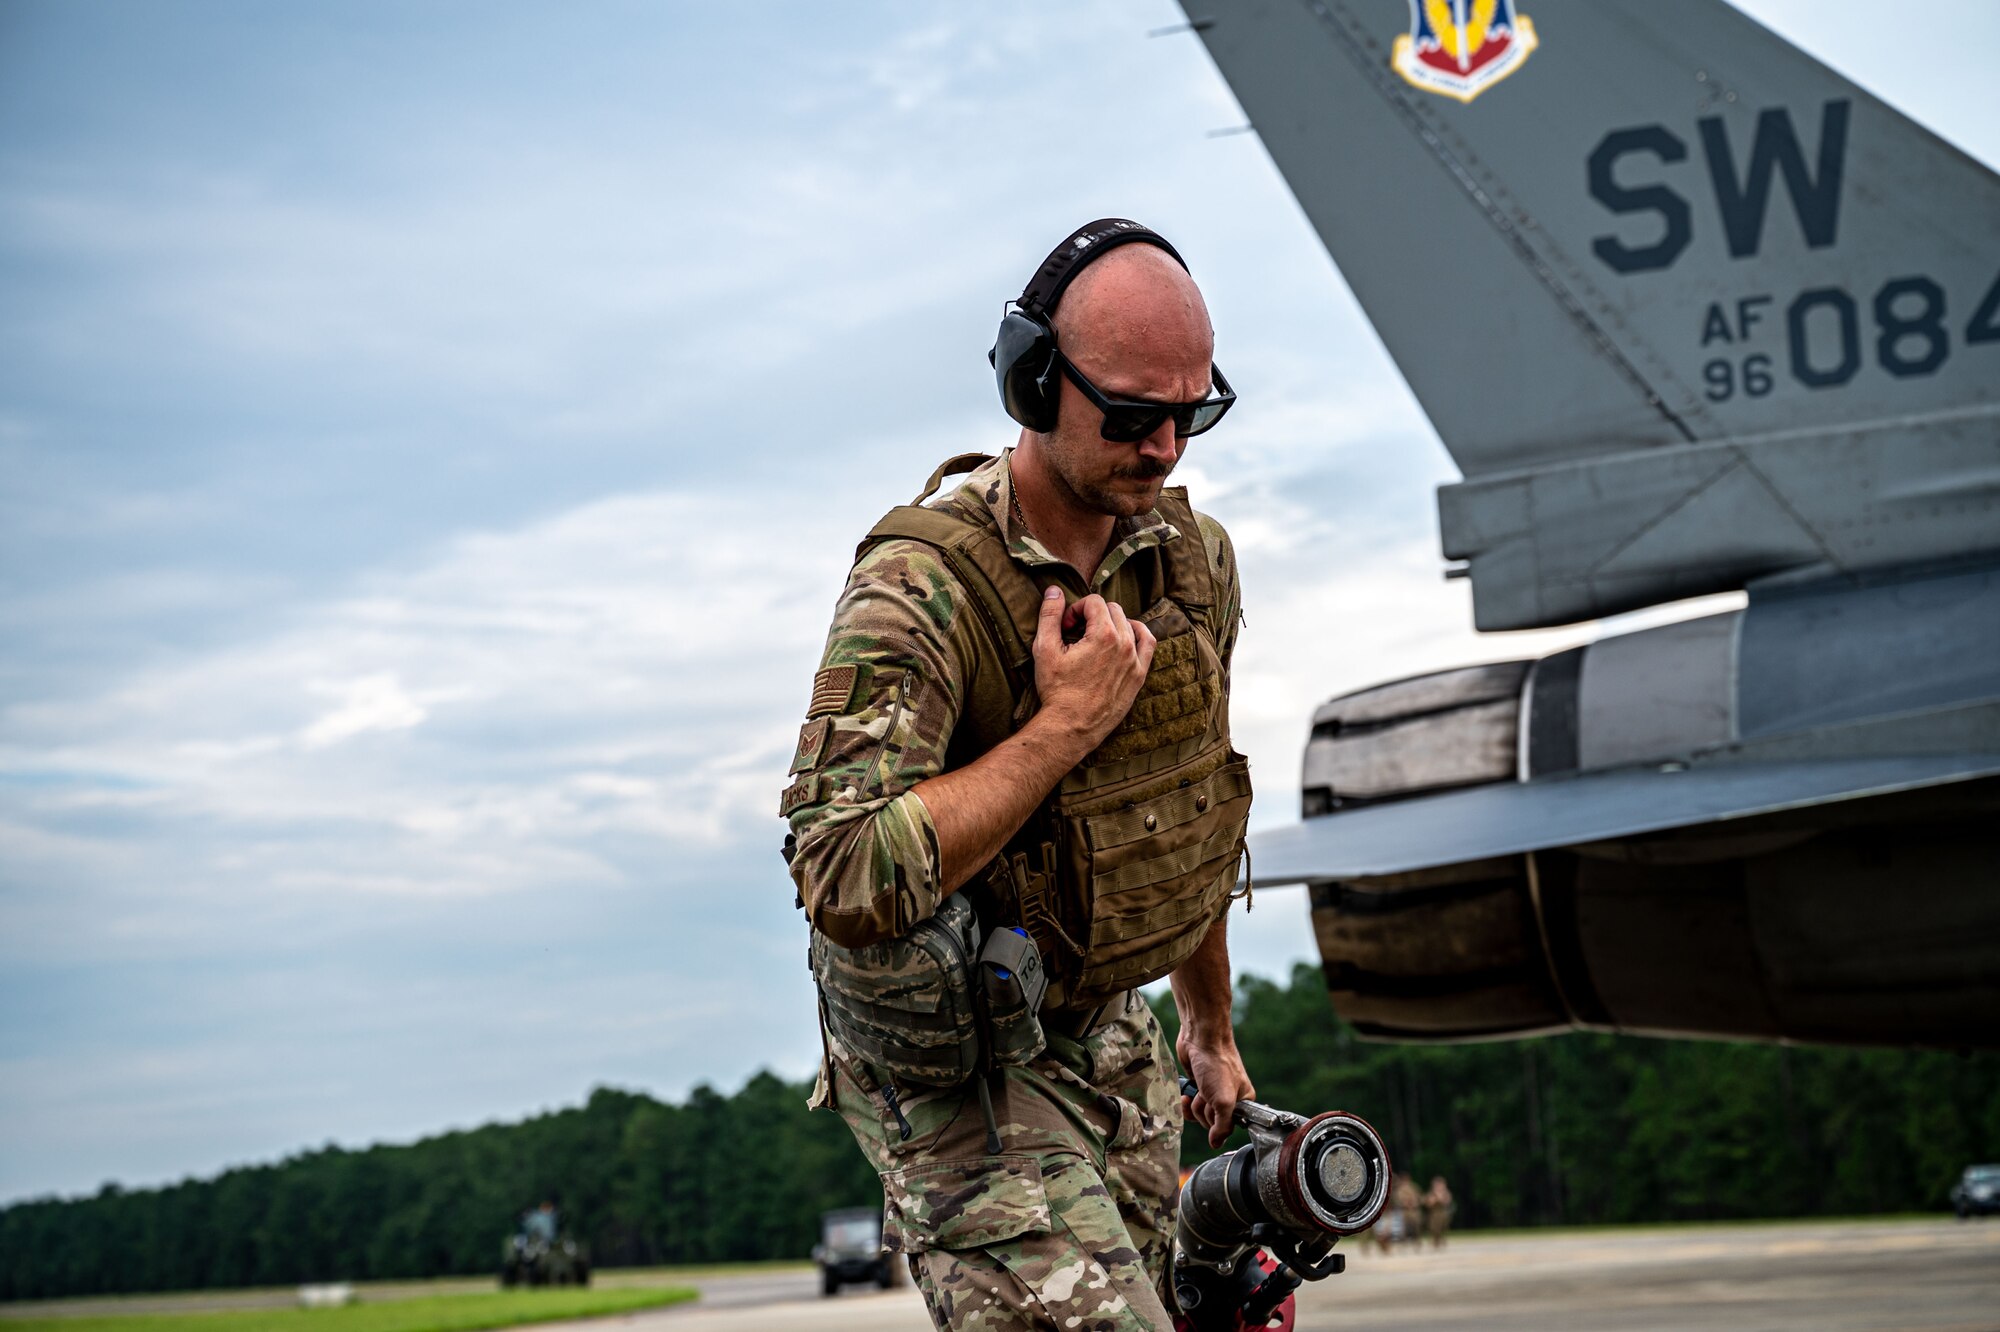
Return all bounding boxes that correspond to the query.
[911,587,1156,894]
[1032,586,1155,749]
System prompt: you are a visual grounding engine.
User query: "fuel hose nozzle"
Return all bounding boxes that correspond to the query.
[1170,1076,1390,1332]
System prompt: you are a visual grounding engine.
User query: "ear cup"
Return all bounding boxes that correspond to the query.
[991,308,1061,433]
[992,220,1186,434]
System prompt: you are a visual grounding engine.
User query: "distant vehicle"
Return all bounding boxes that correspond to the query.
[500,1202,590,1287]
[813,1206,894,1296]
[1951,1164,2000,1219]
[296,1283,355,1308]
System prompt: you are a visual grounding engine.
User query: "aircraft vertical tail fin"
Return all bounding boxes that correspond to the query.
[1187,0,2000,626]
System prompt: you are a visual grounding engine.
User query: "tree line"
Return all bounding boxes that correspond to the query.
[1158,964,1999,1230]
[5,963,1994,1300]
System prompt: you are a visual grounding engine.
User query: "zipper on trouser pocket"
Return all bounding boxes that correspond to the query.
[880,1083,913,1141]
[974,1071,1002,1156]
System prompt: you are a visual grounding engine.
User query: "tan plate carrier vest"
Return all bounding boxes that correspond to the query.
[860,453,1253,1013]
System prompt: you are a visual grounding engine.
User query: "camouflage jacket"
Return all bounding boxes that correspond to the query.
[782,451,1241,948]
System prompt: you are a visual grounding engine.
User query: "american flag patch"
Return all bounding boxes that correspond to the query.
[807,665,858,718]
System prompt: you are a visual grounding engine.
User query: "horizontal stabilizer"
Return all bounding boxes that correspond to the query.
[1251,753,2000,884]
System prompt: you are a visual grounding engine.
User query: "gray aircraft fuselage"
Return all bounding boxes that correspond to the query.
[1177,0,2000,1048]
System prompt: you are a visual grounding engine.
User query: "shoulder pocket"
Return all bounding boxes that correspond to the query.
[881,1155,1049,1253]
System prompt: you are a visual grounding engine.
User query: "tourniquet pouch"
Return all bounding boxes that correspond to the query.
[978,926,1048,1067]
[812,892,983,1088]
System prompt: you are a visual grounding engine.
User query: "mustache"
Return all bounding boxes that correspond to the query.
[1111,457,1174,481]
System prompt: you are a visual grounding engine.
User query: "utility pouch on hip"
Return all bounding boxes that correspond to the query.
[810,893,983,1089]
[979,926,1048,1067]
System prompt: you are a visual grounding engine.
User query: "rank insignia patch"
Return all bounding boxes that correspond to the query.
[1391,0,1538,104]
[791,716,831,775]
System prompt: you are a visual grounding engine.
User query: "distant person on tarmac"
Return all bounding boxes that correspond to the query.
[1392,1175,1423,1250]
[1422,1176,1455,1248]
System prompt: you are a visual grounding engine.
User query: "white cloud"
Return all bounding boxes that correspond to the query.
[300,673,428,749]
[2,485,866,919]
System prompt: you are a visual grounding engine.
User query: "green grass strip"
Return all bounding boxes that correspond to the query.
[1,1287,696,1332]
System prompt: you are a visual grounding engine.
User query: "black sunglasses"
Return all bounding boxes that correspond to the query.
[1054,349,1236,443]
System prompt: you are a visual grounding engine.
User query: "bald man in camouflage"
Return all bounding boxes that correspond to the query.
[782,221,1255,1331]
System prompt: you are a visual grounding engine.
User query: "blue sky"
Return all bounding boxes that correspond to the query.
[2,1,1995,1203]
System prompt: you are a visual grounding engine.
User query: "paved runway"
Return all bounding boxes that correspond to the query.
[523,1218,2000,1332]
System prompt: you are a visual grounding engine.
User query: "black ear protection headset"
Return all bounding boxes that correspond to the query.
[989,218,1189,433]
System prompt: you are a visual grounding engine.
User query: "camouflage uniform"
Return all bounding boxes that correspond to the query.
[783,452,1241,1330]
[829,988,1184,1330]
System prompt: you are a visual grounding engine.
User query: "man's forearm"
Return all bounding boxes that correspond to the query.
[1170,911,1235,1044]
[913,708,1096,893]
[1172,912,1256,1146]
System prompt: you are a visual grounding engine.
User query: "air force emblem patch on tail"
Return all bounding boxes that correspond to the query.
[1391,0,1538,103]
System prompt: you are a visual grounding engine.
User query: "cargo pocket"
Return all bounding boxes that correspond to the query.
[879,1155,1049,1254]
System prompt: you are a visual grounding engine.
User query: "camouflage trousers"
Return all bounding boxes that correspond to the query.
[817,987,1184,1331]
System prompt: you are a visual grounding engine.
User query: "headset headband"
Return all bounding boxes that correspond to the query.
[1018,218,1188,316]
